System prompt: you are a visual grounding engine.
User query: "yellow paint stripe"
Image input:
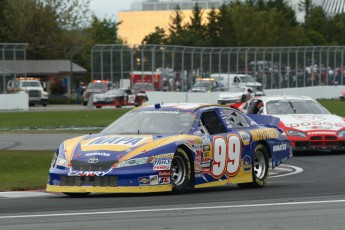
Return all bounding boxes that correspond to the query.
[46,184,172,193]
[194,174,252,188]
[118,134,201,162]
[64,135,87,161]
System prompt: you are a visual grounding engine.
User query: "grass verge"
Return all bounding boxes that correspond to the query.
[0,150,52,191]
[0,108,130,133]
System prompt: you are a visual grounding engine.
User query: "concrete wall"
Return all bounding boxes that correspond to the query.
[145,86,345,105]
[0,93,29,111]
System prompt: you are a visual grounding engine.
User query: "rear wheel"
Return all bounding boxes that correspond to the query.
[238,144,269,189]
[95,105,102,109]
[171,148,192,193]
[115,98,123,108]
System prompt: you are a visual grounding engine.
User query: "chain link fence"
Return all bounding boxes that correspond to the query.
[0,43,28,94]
[91,44,345,91]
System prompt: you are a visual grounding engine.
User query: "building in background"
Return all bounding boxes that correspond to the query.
[118,0,345,45]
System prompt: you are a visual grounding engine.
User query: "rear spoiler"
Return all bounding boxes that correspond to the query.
[246,114,280,129]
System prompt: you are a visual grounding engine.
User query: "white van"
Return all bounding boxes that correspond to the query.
[210,73,262,91]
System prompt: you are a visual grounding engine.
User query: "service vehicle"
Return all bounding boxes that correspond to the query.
[210,73,262,91]
[189,78,227,92]
[7,77,48,106]
[218,87,265,105]
[47,103,292,196]
[130,69,175,91]
[241,95,345,152]
[93,88,149,108]
[83,80,112,106]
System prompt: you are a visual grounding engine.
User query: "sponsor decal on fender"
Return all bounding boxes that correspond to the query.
[239,131,250,145]
[243,155,252,172]
[273,143,287,152]
[250,128,279,141]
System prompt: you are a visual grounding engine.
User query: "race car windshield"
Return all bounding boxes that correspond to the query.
[88,83,107,89]
[101,110,196,135]
[266,100,329,115]
[239,75,256,82]
[105,89,124,95]
[193,81,213,88]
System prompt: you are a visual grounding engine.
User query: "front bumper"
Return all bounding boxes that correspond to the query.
[46,184,172,193]
[292,140,345,151]
[47,166,173,193]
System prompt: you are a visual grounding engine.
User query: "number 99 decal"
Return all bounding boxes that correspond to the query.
[212,135,242,179]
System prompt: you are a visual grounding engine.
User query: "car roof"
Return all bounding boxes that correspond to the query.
[134,103,223,113]
[252,95,315,102]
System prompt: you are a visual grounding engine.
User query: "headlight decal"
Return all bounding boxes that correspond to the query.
[338,130,345,137]
[114,156,153,168]
[286,130,307,138]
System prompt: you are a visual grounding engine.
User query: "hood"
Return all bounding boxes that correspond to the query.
[191,87,208,92]
[63,134,154,162]
[243,82,262,87]
[62,133,199,171]
[274,114,345,132]
[87,89,104,94]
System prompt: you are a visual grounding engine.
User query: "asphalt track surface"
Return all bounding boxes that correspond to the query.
[0,105,344,229]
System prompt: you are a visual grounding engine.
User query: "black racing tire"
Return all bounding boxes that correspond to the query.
[63,192,90,197]
[136,98,143,106]
[238,143,269,189]
[43,103,47,107]
[95,105,102,109]
[171,148,192,193]
[115,98,123,108]
[241,94,247,102]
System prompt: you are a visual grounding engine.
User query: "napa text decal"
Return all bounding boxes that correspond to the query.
[249,128,279,141]
[86,136,146,146]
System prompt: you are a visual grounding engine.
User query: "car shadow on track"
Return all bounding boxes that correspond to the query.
[293,151,345,157]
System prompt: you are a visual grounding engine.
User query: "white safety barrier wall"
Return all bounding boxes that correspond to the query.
[0,93,29,111]
[145,86,345,105]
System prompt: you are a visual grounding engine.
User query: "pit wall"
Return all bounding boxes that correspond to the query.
[0,93,29,111]
[145,85,345,105]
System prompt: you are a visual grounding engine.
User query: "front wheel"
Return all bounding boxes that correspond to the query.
[136,98,142,106]
[171,148,192,193]
[238,144,269,189]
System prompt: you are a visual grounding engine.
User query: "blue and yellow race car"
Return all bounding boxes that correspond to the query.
[47,103,292,196]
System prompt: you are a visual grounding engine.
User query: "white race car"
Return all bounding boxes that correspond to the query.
[218,87,264,105]
[240,95,345,152]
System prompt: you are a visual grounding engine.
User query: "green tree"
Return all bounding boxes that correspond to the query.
[205,7,220,47]
[182,3,207,46]
[217,3,236,46]
[299,0,314,27]
[1,0,93,59]
[0,0,9,41]
[142,27,167,45]
[329,13,345,45]
[90,16,119,44]
[167,5,185,44]
[306,6,329,44]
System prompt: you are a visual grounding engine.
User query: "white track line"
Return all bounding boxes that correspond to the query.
[0,199,344,219]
